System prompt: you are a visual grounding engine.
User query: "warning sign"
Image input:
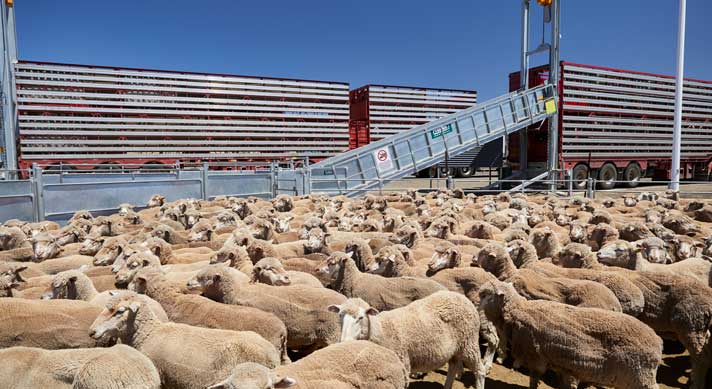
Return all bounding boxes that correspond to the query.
[373,147,394,173]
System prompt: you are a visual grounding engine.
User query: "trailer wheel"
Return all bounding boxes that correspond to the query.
[598,163,618,190]
[571,164,589,189]
[457,167,474,178]
[623,163,642,188]
[438,167,455,177]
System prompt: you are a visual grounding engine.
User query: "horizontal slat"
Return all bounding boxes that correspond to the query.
[564,78,712,102]
[21,152,336,160]
[564,97,712,116]
[19,115,347,126]
[21,139,347,146]
[19,129,349,138]
[565,64,712,92]
[562,115,712,128]
[21,146,346,152]
[562,103,711,120]
[16,62,349,89]
[564,88,712,109]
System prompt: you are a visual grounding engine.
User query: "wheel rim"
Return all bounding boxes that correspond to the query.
[601,167,616,185]
[460,167,473,175]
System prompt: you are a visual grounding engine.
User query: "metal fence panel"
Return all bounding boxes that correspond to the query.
[0,180,35,222]
[206,172,273,199]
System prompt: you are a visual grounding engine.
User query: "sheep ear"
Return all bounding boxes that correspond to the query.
[344,251,354,259]
[142,258,151,266]
[68,275,78,283]
[327,304,341,313]
[212,274,222,282]
[108,290,119,297]
[274,377,297,388]
[365,307,379,316]
[387,254,396,263]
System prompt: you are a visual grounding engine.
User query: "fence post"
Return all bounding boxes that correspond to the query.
[201,162,209,200]
[32,163,45,222]
[270,162,277,198]
[567,169,573,197]
[586,177,594,199]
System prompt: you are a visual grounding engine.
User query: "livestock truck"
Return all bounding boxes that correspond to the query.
[12,61,351,171]
[348,84,503,178]
[508,62,712,189]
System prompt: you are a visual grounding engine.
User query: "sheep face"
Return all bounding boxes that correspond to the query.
[390,224,420,248]
[147,194,166,208]
[424,219,450,239]
[94,238,128,266]
[272,195,294,213]
[475,243,511,275]
[528,227,560,259]
[382,213,404,233]
[478,281,518,322]
[43,272,80,300]
[30,233,61,261]
[55,226,83,246]
[150,225,175,243]
[327,298,378,342]
[231,200,251,219]
[554,213,570,227]
[670,236,703,261]
[162,208,181,223]
[596,241,639,269]
[506,240,537,268]
[369,247,401,276]
[229,230,255,248]
[216,211,238,229]
[189,221,214,242]
[79,235,104,256]
[557,243,593,268]
[344,239,369,272]
[0,226,26,250]
[187,266,229,296]
[623,197,638,207]
[183,210,202,230]
[272,215,293,233]
[704,237,712,257]
[637,238,670,264]
[114,252,159,288]
[601,198,616,208]
[619,223,653,242]
[89,297,141,343]
[467,221,499,240]
[428,245,461,273]
[305,228,327,252]
[569,222,587,243]
[118,203,134,217]
[253,257,291,286]
[482,201,497,216]
[212,245,250,267]
[0,263,26,293]
[645,209,664,224]
[316,252,352,279]
[89,217,113,237]
[207,362,296,389]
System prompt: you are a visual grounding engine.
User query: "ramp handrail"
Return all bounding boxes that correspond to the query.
[310,84,558,196]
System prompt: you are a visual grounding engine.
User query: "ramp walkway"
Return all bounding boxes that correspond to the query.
[310,84,558,196]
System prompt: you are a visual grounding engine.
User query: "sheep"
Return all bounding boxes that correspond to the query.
[586,222,620,251]
[0,345,160,389]
[597,240,711,287]
[272,194,294,212]
[619,221,655,241]
[694,205,712,222]
[479,281,662,389]
[209,341,408,389]
[251,257,323,288]
[92,236,130,266]
[88,293,280,389]
[189,264,346,349]
[149,223,189,244]
[328,292,485,389]
[557,246,712,388]
[0,225,30,250]
[317,251,445,311]
[342,237,376,272]
[528,226,562,259]
[127,267,290,364]
[369,244,425,278]
[426,242,466,274]
[670,234,705,261]
[476,243,622,312]
[0,298,101,349]
[142,236,213,265]
[188,219,215,242]
[635,237,672,264]
[663,212,703,236]
[41,269,169,321]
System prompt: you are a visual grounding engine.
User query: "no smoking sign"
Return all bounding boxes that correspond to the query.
[373,147,394,173]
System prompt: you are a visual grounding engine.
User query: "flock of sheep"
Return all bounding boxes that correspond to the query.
[0,188,711,389]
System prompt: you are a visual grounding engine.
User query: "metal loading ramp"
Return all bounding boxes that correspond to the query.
[310,84,558,196]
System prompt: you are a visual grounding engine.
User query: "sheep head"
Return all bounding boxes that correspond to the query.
[636,237,671,264]
[619,222,654,242]
[187,264,232,300]
[271,214,294,233]
[557,243,595,269]
[147,194,166,208]
[94,237,128,266]
[183,210,201,229]
[0,263,27,295]
[424,218,451,239]
[478,281,522,322]
[369,246,406,277]
[69,210,94,223]
[207,362,296,389]
[114,251,160,288]
[704,236,712,257]
[304,228,328,252]
[252,257,291,286]
[670,236,704,261]
[140,237,172,264]
[528,226,561,259]
[568,221,588,243]
[475,243,515,281]
[89,216,114,237]
[215,211,239,229]
[466,221,500,240]
[596,240,641,269]
[316,251,353,280]
[344,238,372,272]
[89,294,143,344]
[189,220,214,242]
[43,270,84,300]
[271,195,294,213]
[29,232,61,261]
[327,297,378,342]
[117,203,134,217]
[212,244,250,269]
[427,244,461,274]
[506,240,539,268]
[390,223,422,248]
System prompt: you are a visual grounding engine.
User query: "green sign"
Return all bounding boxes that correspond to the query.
[430,124,453,139]
[322,169,334,175]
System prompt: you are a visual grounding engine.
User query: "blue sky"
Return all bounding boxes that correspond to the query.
[16,0,711,100]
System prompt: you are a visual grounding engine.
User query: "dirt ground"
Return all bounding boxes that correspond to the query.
[409,347,699,389]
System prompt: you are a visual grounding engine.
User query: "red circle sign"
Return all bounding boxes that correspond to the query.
[377,150,388,161]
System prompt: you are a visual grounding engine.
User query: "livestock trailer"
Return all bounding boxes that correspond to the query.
[348,84,498,178]
[13,61,351,171]
[508,62,712,188]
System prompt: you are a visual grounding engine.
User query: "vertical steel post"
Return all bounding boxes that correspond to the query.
[670,0,686,192]
[547,0,561,191]
[32,163,45,221]
[201,162,209,200]
[1,1,18,171]
[519,0,530,176]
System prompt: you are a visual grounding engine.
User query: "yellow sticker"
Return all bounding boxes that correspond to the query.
[545,99,557,115]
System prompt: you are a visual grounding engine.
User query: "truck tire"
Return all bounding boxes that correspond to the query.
[571,164,589,189]
[623,163,642,188]
[457,167,474,178]
[598,163,618,190]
